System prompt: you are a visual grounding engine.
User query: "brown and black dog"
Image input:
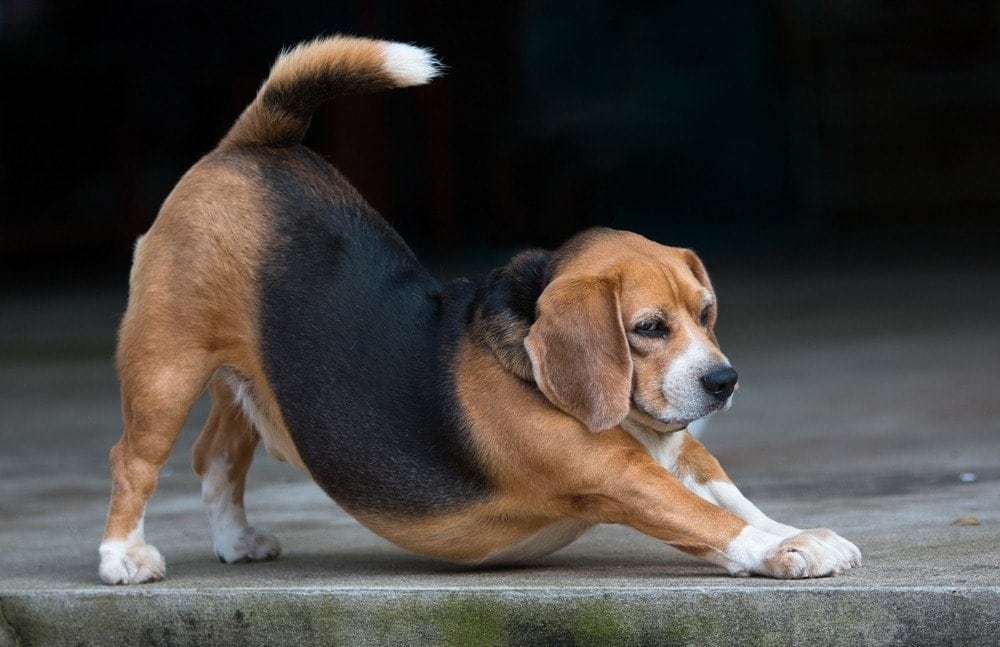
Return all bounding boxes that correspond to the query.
[99,36,860,584]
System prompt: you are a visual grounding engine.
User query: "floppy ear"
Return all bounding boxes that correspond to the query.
[523,277,633,432]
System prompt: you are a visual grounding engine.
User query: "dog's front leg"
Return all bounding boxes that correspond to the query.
[571,448,856,578]
[670,430,861,571]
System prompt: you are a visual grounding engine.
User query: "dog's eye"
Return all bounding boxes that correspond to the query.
[634,319,667,338]
[699,307,713,327]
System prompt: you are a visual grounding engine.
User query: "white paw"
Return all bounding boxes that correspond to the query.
[756,529,860,578]
[800,528,863,568]
[99,541,166,585]
[214,526,282,564]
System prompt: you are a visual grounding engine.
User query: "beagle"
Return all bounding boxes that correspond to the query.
[99,36,860,584]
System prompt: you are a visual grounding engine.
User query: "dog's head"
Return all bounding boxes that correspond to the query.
[522,228,736,433]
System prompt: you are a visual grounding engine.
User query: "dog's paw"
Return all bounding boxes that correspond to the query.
[99,541,166,585]
[798,527,862,568]
[755,530,859,579]
[214,526,282,564]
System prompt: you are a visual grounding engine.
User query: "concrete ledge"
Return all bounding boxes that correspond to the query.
[3,587,998,646]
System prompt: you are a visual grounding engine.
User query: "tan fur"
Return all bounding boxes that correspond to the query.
[675,431,731,485]
[102,37,858,582]
[525,276,633,432]
[356,334,748,564]
[528,229,725,433]
[224,36,435,148]
[191,380,260,508]
[101,35,435,568]
[106,213,751,563]
[103,159,304,545]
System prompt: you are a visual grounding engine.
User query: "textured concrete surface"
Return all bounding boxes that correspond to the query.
[1,267,998,645]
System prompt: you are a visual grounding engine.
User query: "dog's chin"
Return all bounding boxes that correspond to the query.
[628,399,726,434]
[626,406,693,434]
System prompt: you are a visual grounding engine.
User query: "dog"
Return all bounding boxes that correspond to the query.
[99,36,861,584]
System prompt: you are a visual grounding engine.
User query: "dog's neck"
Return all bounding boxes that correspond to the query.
[623,407,687,435]
[466,248,553,382]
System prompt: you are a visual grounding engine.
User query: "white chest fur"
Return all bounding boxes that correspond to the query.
[621,419,687,474]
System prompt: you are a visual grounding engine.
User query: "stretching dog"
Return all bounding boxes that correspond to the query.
[99,36,860,584]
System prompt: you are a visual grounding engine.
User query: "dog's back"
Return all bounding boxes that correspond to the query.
[247,149,490,515]
[123,37,443,358]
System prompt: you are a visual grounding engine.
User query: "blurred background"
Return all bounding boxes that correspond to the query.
[3,0,999,289]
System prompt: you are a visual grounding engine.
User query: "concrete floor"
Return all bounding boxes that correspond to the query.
[1,267,998,645]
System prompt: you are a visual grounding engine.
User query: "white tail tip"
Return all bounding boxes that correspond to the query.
[382,41,443,87]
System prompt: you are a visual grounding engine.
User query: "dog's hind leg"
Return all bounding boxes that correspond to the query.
[191,377,281,564]
[99,337,214,584]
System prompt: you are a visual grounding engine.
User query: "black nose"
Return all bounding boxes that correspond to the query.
[701,366,738,399]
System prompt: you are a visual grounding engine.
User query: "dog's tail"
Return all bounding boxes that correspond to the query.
[221,35,441,148]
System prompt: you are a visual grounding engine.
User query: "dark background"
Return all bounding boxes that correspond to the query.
[2,0,999,287]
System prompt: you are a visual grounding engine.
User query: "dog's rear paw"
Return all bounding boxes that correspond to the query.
[215,526,282,564]
[99,542,166,585]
